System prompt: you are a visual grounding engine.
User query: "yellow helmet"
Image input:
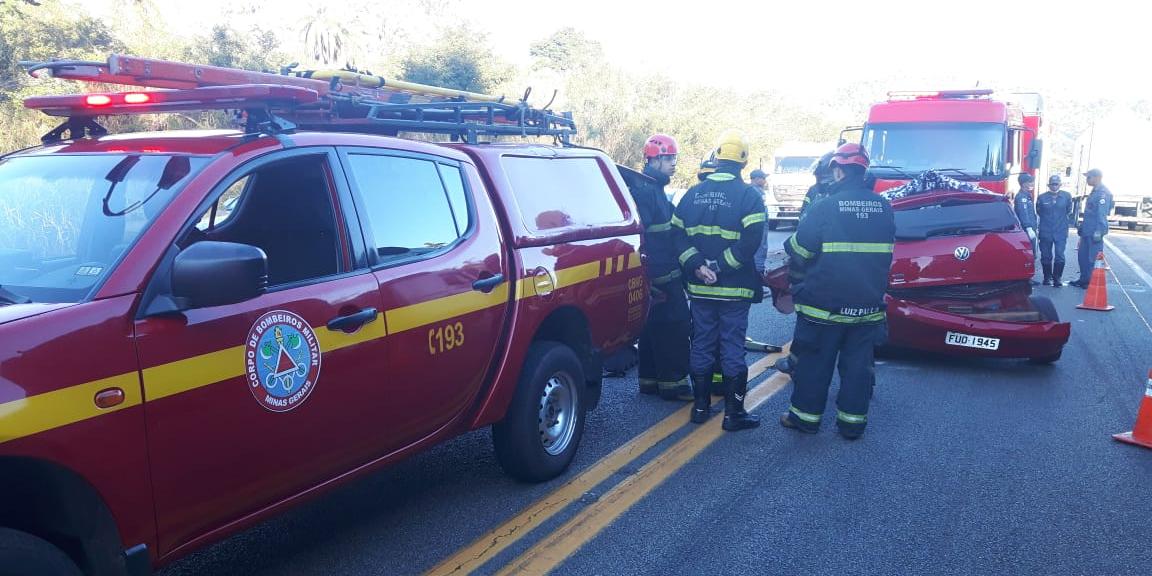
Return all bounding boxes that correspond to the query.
[713,129,750,165]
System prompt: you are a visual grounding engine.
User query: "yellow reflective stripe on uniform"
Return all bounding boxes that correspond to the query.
[837,410,868,424]
[795,304,885,324]
[723,248,741,269]
[671,215,685,229]
[742,212,766,227]
[679,247,701,265]
[789,405,823,423]
[647,221,672,233]
[822,242,894,253]
[706,173,736,182]
[687,284,755,299]
[651,269,681,284]
[789,235,814,260]
[684,225,741,240]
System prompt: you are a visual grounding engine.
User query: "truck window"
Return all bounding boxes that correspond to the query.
[501,156,625,232]
[188,155,342,286]
[438,163,472,237]
[345,154,462,260]
[774,156,820,174]
[0,154,207,303]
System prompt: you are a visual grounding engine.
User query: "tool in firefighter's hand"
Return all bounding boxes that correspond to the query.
[744,337,783,353]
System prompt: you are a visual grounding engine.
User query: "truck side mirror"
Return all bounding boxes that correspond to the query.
[1028,139,1043,170]
[172,241,268,308]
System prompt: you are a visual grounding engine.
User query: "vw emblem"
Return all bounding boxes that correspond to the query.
[954,246,971,261]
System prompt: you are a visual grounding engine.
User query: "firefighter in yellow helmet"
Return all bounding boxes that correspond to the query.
[672,130,765,430]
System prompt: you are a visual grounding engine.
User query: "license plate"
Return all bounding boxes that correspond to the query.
[945,331,1000,350]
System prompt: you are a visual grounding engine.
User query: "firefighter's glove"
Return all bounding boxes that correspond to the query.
[1026,227,1036,240]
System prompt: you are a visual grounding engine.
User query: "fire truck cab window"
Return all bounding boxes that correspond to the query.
[345,154,461,261]
[190,155,341,286]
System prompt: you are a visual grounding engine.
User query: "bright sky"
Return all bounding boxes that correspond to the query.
[80,0,1142,100]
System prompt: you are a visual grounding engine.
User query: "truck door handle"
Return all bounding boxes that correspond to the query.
[472,273,505,293]
[326,308,378,332]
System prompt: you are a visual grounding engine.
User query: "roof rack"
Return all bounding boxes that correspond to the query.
[19,54,577,144]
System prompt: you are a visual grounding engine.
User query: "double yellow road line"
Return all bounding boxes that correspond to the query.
[426,346,792,576]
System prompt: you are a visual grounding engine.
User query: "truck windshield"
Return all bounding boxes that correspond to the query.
[0,154,208,304]
[895,198,1019,240]
[774,156,820,174]
[863,122,1007,179]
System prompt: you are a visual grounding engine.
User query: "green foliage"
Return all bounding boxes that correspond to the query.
[399,25,511,94]
[530,27,604,72]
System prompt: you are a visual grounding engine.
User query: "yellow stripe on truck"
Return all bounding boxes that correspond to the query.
[386,283,510,334]
[0,372,141,444]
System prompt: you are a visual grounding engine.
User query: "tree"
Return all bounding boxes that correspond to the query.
[530,27,603,72]
[399,25,511,94]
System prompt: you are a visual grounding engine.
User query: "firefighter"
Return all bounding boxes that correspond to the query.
[1015,173,1040,284]
[780,143,895,439]
[800,150,836,218]
[627,134,693,400]
[1037,174,1075,286]
[1071,168,1114,288]
[673,130,765,430]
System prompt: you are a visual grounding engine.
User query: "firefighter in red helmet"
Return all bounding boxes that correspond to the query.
[780,142,895,439]
[627,134,692,400]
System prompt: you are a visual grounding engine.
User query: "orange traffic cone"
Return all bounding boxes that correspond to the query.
[1113,369,1152,449]
[1076,252,1114,311]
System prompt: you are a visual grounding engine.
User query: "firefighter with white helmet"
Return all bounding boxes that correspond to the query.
[673,129,766,430]
[780,143,895,439]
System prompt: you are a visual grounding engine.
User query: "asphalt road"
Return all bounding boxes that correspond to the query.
[159,227,1152,576]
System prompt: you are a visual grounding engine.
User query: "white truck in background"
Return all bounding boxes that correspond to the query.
[1068,112,1152,230]
[763,142,834,230]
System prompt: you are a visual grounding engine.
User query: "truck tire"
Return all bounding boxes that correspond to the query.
[0,527,82,576]
[493,342,587,483]
[1027,295,1062,364]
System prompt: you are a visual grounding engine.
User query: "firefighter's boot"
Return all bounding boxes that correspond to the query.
[690,374,713,424]
[658,377,693,401]
[1052,262,1065,287]
[722,370,760,431]
[1041,262,1053,285]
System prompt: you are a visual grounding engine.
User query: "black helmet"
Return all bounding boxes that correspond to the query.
[813,151,835,177]
[1048,174,1061,186]
[1018,173,1035,184]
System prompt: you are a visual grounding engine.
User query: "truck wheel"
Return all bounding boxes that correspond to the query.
[493,342,586,483]
[1027,295,1062,364]
[0,528,82,576]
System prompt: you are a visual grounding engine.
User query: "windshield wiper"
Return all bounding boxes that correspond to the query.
[867,165,915,179]
[926,225,1011,238]
[933,168,976,180]
[0,285,31,305]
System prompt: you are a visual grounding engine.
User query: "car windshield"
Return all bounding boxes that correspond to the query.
[894,198,1019,240]
[863,122,1007,179]
[774,156,819,174]
[0,153,208,303]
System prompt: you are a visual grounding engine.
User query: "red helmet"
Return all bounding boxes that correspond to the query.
[644,134,679,159]
[830,143,869,169]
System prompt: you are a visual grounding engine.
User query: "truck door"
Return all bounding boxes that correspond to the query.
[134,149,391,554]
[339,149,509,448]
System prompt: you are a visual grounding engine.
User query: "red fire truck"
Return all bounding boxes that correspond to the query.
[846,89,1045,195]
[0,55,648,575]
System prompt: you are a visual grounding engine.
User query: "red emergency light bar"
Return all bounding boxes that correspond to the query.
[24,84,319,117]
[887,89,994,101]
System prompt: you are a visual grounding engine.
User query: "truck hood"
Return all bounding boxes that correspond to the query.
[0,302,74,325]
[890,231,1033,288]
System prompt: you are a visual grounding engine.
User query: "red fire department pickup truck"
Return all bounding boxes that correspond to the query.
[0,56,647,575]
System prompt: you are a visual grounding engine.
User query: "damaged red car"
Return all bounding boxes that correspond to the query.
[766,178,1070,363]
